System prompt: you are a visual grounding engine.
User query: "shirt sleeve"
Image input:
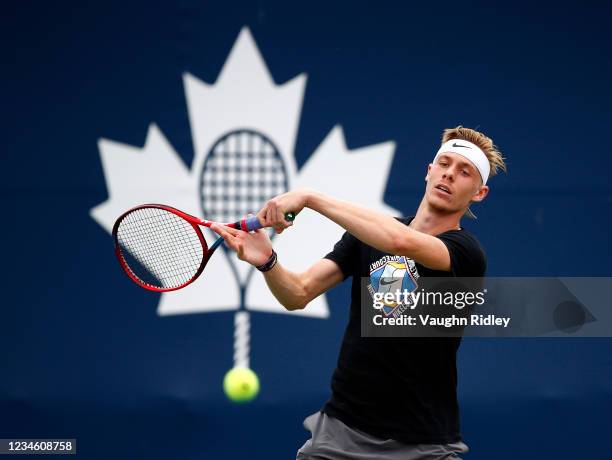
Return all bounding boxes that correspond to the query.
[437,231,487,277]
[323,231,359,280]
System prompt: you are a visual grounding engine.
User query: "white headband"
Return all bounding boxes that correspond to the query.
[433,139,490,184]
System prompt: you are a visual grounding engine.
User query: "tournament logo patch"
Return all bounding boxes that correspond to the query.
[368,256,418,317]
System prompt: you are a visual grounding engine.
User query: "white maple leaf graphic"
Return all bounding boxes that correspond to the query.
[91,27,400,322]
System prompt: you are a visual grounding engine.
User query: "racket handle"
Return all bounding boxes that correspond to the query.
[242,216,264,231]
[237,212,296,232]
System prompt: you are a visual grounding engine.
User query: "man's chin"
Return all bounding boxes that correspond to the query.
[427,197,461,215]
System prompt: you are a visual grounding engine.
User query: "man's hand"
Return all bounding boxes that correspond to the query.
[210,216,274,266]
[257,188,312,234]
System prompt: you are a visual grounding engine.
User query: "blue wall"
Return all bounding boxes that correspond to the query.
[2,1,611,459]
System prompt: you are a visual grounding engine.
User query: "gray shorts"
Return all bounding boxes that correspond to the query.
[296,411,469,460]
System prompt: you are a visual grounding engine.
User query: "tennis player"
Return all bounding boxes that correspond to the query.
[211,126,507,460]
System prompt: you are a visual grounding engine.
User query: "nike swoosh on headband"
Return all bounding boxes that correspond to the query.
[434,140,490,184]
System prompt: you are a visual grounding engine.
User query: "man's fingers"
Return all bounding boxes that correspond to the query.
[221,223,241,236]
[256,209,267,227]
[210,223,239,237]
[210,224,242,253]
[275,201,288,228]
[259,200,292,230]
[209,223,225,235]
[273,215,293,234]
[265,203,274,227]
[210,224,231,239]
[216,232,241,252]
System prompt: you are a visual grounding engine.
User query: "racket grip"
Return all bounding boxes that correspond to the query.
[242,216,264,231]
[238,212,296,232]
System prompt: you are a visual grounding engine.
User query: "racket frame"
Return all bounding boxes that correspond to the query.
[113,204,221,293]
[112,203,295,292]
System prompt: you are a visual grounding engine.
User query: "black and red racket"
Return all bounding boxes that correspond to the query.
[112,204,295,292]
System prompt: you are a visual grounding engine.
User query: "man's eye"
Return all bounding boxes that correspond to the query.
[462,170,470,176]
[439,162,448,166]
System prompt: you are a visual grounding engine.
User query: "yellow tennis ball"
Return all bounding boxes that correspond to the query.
[223,367,260,403]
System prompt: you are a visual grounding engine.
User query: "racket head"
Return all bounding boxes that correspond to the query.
[112,204,215,292]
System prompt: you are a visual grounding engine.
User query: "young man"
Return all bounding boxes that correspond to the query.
[211,126,507,459]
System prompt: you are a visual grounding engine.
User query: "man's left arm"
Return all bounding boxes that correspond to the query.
[257,189,451,272]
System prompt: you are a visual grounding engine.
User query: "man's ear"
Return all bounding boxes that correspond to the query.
[471,185,490,203]
[425,163,433,182]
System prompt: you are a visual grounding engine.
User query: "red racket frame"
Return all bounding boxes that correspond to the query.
[112,204,247,292]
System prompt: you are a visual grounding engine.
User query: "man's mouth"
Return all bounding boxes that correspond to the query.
[435,184,452,195]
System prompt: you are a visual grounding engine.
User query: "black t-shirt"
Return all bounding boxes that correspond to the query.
[322,216,486,444]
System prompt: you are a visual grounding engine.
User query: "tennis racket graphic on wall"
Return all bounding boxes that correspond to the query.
[198,129,291,369]
[199,129,289,226]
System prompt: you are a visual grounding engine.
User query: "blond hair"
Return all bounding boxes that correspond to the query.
[440,126,507,218]
[441,126,507,179]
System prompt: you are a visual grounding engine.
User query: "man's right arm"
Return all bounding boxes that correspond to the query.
[262,258,344,311]
[208,221,345,311]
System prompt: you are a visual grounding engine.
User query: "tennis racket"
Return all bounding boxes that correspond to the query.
[112,203,295,292]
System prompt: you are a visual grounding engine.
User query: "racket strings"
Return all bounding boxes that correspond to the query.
[116,207,205,289]
[128,210,203,277]
[127,226,195,278]
[120,211,202,287]
[120,212,200,284]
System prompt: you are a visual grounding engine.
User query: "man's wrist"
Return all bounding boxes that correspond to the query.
[256,250,278,272]
[304,188,322,211]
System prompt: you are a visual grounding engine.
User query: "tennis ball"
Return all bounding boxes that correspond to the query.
[223,367,260,403]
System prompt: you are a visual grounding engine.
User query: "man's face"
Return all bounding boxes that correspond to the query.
[425,152,489,213]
